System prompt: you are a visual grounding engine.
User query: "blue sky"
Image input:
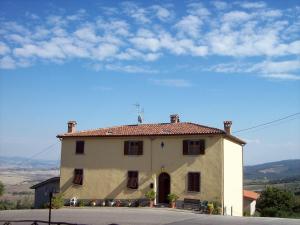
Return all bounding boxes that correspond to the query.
[0,0,299,165]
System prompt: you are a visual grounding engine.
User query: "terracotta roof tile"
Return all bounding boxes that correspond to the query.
[57,122,224,137]
[57,122,246,145]
[243,190,259,200]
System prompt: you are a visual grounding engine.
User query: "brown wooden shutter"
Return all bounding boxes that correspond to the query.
[195,173,200,192]
[200,140,205,155]
[183,140,189,155]
[124,141,129,155]
[138,141,143,155]
[188,172,193,191]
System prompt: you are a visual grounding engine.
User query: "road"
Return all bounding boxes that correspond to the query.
[0,207,299,225]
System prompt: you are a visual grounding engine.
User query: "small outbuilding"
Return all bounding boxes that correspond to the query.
[243,190,259,216]
[31,176,60,208]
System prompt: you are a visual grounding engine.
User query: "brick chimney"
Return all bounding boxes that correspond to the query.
[68,121,77,133]
[170,114,180,123]
[223,121,232,134]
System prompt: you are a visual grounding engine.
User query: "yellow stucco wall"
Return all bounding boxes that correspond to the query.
[223,138,243,216]
[60,135,223,203]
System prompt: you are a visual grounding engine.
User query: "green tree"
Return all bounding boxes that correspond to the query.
[0,181,4,197]
[257,186,295,217]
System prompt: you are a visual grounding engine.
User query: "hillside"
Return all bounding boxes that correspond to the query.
[0,156,59,169]
[244,159,300,181]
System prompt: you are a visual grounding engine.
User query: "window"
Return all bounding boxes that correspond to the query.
[127,171,139,189]
[73,169,83,185]
[76,141,85,154]
[188,172,200,192]
[124,141,143,155]
[183,140,205,155]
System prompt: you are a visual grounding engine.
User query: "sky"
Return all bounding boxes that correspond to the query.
[0,0,299,165]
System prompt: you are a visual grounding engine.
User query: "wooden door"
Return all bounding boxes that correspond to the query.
[158,172,170,203]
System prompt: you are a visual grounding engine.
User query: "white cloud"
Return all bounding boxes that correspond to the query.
[212,1,228,10]
[150,79,192,87]
[262,73,300,80]
[0,42,10,55]
[0,56,15,69]
[209,60,300,81]
[239,1,266,9]
[223,11,252,23]
[92,43,119,60]
[151,5,172,21]
[130,37,161,52]
[105,64,157,73]
[175,15,203,38]
[74,26,98,43]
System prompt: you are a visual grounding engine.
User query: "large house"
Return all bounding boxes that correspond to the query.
[57,114,246,216]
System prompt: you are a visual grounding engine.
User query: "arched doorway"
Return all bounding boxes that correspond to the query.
[158,172,170,204]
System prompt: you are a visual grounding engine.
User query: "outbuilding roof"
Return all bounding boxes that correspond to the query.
[30,176,60,189]
[57,122,246,145]
[243,190,259,200]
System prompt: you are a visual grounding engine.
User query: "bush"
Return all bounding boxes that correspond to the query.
[257,187,295,213]
[260,207,278,217]
[51,194,64,209]
[0,181,4,197]
[0,200,16,210]
[16,197,33,209]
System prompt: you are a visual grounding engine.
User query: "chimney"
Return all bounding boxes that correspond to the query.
[223,121,232,134]
[170,114,180,123]
[68,121,77,133]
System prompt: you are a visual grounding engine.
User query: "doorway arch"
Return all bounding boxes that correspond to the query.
[158,172,170,204]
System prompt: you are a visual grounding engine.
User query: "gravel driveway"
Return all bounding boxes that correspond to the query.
[0,207,299,225]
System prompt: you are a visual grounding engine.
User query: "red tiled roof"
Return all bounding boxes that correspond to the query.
[57,122,246,144]
[57,122,224,137]
[244,190,259,200]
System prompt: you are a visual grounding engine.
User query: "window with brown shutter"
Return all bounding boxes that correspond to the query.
[183,140,205,155]
[127,171,138,189]
[76,141,85,154]
[124,141,143,155]
[188,172,200,192]
[73,169,83,185]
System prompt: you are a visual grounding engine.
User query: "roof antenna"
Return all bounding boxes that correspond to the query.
[134,103,144,124]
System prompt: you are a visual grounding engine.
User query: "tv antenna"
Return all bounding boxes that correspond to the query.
[134,103,144,124]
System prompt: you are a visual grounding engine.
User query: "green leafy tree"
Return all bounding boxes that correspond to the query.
[0,181,4,197]
[257,187,295,217]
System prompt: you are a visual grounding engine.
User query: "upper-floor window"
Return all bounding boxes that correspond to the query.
[183,140,205,155]
[127,171,139,189]
[76,141,85,154]
[73,168,83,185]
[124,141,143,155]
[188,172,200,192]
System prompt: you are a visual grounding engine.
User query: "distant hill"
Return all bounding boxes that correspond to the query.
[0,156,59,169]
[244,159,300,181]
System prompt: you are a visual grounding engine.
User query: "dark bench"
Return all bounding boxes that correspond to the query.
[183,198,201,210]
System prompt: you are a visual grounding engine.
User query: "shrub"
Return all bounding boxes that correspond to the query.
[78,199,85,207]
[16,196,33,209]
[51,194,64,209]
[257,187,295,213]
[145,190,156,201]
[0,181,4,197]
[0,200,16,210]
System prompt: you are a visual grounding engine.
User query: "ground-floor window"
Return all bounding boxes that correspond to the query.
[188,172,200,192]
[73,168,83,185]
[127,171,139,189]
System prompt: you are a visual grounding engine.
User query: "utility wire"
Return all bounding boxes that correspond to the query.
[17,141,60,166]
[233,112,300,134]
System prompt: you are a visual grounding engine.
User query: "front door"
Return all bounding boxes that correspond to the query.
[158,172,170,204]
